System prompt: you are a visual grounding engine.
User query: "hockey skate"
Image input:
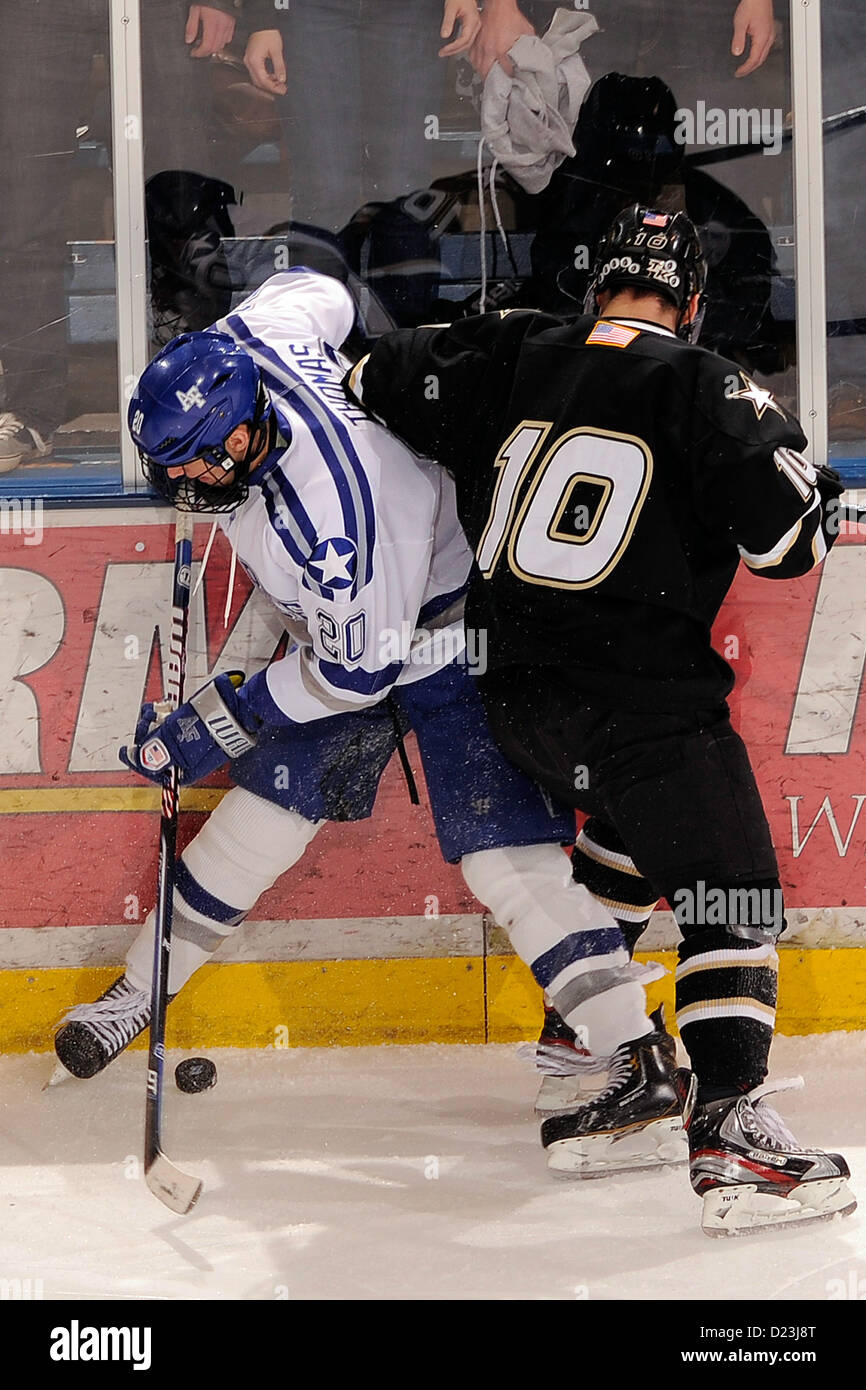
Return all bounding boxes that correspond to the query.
[688,1077,856,1237]
[539,1009,694,1176]
[531,961,667,1114]
[53,976,153,1079]
[532,1003,595,1115]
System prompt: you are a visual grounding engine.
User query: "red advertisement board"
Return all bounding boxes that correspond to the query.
[1,515,864,931]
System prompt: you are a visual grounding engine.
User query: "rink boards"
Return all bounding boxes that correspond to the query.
[1,509,865,1048]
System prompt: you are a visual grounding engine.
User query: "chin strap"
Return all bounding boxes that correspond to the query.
[190,516,236,629]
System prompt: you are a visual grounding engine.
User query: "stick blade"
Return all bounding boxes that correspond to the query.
[145,1150,203,1215]
[43,1062,76,1090]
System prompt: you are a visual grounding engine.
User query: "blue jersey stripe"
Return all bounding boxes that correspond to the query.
[316,656,404,698]
[224,316,358,539]
[274,339,377,591]
[275,386,374,593]
[262,482,304,565]
[264,469,340,600]
[261,476,313,569]
[267,465,319,551]
[418,585,468,625]
[225,313,376,596]
[261,478,339,601]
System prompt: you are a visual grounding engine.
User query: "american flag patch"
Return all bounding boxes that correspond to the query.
[643,212,669,227]
[586,321,641,348]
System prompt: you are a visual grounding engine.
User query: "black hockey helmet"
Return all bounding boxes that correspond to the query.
[585,205,707,340]
[574,74,683,195]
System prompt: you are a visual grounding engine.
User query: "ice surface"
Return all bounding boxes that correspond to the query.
[1,1035,865,1301]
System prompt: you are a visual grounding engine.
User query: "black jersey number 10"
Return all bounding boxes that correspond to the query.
[476,422,654,590]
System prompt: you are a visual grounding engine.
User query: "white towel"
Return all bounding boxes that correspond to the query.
[481,8,599,194]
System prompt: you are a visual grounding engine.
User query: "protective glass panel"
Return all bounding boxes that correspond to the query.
[0,2,120,499]
[138,0,463,365]
[822,2,866,484]
[133,2,798,492]
[518,0,795,401]
[1,4,809,500]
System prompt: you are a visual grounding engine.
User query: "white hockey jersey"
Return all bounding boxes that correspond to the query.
[214,270,472,724]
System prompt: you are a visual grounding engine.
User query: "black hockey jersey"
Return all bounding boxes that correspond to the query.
[346,310,843,711]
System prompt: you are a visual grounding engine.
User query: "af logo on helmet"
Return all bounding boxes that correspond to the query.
[176,386,208,413]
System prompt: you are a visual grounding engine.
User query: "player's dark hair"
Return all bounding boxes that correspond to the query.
[585,205,707,341]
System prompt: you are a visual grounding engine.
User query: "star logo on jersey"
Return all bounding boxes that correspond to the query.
[305,536,358,590]
[729,372,787,421]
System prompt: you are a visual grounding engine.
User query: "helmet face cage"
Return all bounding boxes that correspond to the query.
[137,379,271,514]
[584,206,707,341]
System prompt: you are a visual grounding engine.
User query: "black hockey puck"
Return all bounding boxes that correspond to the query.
[175,1057,217,1093]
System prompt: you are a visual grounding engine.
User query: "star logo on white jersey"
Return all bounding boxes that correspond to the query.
[305,537,358,590]
[176,385,207,413]
[729,372,786,421]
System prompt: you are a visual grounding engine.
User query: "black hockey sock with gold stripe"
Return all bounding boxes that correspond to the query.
[572,817,659,956]
[676,932,778,1094]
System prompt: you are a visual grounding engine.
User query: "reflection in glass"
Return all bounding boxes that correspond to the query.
[0,3,117,495]
[822,2,866,479]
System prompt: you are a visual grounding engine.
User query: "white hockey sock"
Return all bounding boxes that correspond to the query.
[125,787,322,995]
[461,844,655,1056]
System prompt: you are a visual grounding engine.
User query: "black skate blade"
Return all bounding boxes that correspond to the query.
[146,1151,203,1215]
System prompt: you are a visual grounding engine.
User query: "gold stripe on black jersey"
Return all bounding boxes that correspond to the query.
[346,355,369,401]
[739,514,804,570]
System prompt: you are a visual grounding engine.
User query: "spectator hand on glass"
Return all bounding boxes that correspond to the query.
[186,4,236,58]
[439,1,484,58]
[244,29,288,96]
[466,0,534,79]
[732,0,776,77]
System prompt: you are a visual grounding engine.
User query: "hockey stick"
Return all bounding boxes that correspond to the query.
[144,510,202,1215]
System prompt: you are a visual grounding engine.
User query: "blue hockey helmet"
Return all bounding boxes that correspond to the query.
[128,331,273,511]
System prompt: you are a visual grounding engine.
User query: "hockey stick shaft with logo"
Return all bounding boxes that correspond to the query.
[144,510,202,1215]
